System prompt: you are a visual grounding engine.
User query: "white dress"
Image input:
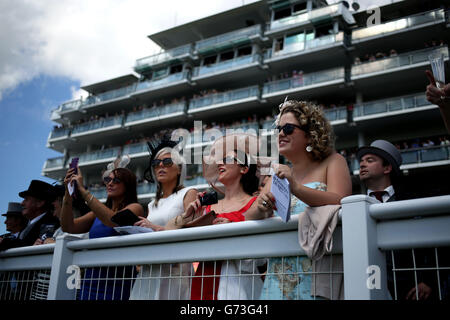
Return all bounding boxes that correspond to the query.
[130,187,195,300]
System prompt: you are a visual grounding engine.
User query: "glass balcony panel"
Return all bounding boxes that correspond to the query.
[60,99,82,112]
[402,96,415,109]
[189,86,258,110]
[364,101,388,115]
[90,187,107,200]
[81,85,136,109]
[196,25,261,53]
[352,9,445,41]
[77,147,121,164]
[50,127,70,139]
[415,94,428,107]
[194,55,256,77]
[401,150,419,164]
[137,183,156,195]
[136,71,188,91]
[72,116,123,135]
[44,157,65,169]
[135,44,192,69]
[123,142,148,155]
[420,146,449,162]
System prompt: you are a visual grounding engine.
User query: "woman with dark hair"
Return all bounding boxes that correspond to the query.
[61,164,144,300]
[178,133,263,300]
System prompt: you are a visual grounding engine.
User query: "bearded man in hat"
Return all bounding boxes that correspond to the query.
[0,202,28,251]
[357,140,436,300]
[18,180,60,247]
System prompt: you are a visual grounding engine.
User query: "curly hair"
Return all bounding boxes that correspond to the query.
[276,100,335,161]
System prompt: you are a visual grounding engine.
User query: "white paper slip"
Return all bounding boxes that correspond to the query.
[114,226,154,235]
[270,174,291,222]
[68,181,75,197]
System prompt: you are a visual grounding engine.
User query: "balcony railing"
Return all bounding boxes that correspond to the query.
[263,67,345,95]
[135,44,193,72]
[352,9,446,42]
[324,106,347,122]
[135,71,189,92]
[269,32,344,59]
[195,25,262,53]
[351,46,449,78]
[125,102,185,124]
[269,3,340,31]
[122,142,148,156]
[49,127,70,140]
[1,195,449,300]
[188,86,259,111]
[354,92,431,118]
[71,115,124,136]
[43,157,65,170]
[81,84,136,109]
[193,54,259,78]
[73,147,121,166]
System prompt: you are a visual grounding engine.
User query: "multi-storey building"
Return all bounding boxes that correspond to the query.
[43,0,450,207]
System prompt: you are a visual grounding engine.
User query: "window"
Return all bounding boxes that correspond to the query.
[170,64,182,74]
[274,38,284,52]
[237,46,252,57]
[153,68,168,79]
[315,23,334,37]
[274,8,291,20]
[293,2,307,13]
[204,55,217,66]
[220,50,235,62]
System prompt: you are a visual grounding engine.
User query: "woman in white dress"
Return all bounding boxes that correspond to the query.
[129,140,197,300]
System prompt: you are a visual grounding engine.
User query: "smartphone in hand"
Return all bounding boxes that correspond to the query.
[68,157,79,197]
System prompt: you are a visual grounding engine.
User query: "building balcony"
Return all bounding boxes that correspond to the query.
[187,86,260,117]
[352,9,447,45]
[264,32,346,73]
[266,3,350,36]
[132,71,191,101]
[191,53,264,87]
[72,146,121,169]
[71,115,124,139]
[48,127,71,142]
[134,44,193,73]
[124,102,186,130]
[351,46,449,97]
[41,156,66,180]
[262,67,346,103]
[194,25,264,55]
[80,84,136,115]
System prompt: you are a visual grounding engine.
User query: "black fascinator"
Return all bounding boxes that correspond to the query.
[143,135,180,183]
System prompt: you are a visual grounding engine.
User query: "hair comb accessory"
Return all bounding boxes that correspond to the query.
[102,154,131,180]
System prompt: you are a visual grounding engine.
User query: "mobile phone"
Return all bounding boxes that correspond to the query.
[111,209,140,226]
[200,191,218,206]
[69,157,79,174]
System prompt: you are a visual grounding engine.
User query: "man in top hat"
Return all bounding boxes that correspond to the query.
[0,202,28,251]
[357,140,436,300]
[357,139,404,202]
[18,180,60,247]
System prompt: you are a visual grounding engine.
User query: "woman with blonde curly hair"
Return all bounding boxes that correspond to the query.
[245,99,352,300]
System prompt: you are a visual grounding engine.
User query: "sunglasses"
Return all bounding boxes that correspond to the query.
[103,176,122,185]
[219,156,246,166]
[151,158,174,168]
[276,123,307,135]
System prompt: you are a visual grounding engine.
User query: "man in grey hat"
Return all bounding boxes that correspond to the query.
[0,202,28,251]
[357,140,435,300]
[356,139,403,202]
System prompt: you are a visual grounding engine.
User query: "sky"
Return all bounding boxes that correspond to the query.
[0,0,384,234]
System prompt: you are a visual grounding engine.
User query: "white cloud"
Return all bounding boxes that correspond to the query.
[0,0,257,101]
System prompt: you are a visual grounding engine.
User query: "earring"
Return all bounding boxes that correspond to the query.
[306,145,313,152]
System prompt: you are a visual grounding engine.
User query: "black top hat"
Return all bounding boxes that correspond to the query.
[18,180,56,201]
[356,140,402,176]
[2,202,24,217]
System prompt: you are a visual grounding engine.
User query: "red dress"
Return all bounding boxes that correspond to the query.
[190,196,257,300]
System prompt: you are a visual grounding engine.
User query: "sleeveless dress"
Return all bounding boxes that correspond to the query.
[77,218,136,300]
[260,182,328,300]
[190,197,257,300]
[130,187,195,300]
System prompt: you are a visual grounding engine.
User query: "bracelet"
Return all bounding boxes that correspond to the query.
[85,193,94,205]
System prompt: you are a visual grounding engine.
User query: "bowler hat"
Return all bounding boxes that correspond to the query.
[2,202,24,217]
[19,180,56,201]
[356,140,402,175]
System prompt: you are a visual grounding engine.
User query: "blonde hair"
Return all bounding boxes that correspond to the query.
[276,100,334,161]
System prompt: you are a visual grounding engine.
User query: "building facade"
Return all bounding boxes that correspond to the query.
[43,0,450,207]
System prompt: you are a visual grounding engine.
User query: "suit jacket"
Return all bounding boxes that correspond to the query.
[0,233,23,251]
[19,212,60,247]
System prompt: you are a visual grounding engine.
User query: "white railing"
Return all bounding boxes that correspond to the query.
[1,195,449,300]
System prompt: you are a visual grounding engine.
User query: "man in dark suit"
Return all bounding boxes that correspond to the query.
[357,140,437,300]
[0,202,28,251]
[18,180,60,247]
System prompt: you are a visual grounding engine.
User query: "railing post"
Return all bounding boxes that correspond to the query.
[341,195,390,300]
[47,235,79,300]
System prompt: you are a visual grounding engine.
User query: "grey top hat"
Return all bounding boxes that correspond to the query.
[2,202,24,217]
[356,140,402,175]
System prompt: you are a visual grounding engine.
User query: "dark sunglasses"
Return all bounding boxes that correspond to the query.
[103,176,122,185]
[276,123,307,135]
[151,158,174,168]
[220,156,246,166]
